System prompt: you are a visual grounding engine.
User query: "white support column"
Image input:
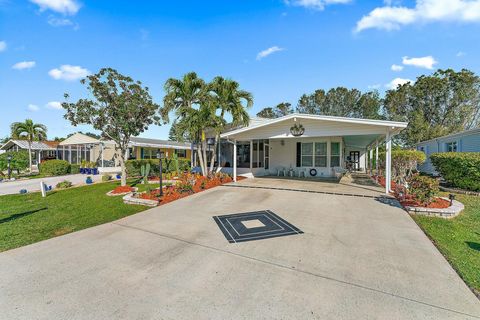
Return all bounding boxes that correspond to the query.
[101,143,104,168]
[218,140,221,168]
[249,140,253,171]
[375,141,379,183]
[233,140,237,182]
[369,149,373,175]
[385,130,392,194]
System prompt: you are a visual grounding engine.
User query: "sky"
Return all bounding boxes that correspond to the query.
[1,0,480,140]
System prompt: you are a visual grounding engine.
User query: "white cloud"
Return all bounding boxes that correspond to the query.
[456,51,466,57]
[355,0,480,32]
[30,0,80,15]
[48,64,90,81]
[391,64,404,71]
[285,0,351,10]
[367,84,381,89]
[0,41,6,52]
[27,104,39,112]
[402,55,437,69]
[12,61,36,70]
[46,101,63,110]
[256,46,284,60]
[386,77,413,89]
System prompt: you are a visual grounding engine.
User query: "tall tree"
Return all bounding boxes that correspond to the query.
[384,68,480,146]
[62,68,160,186]
[209,76,252,174]
[10,119,47,172]
[256,102,293,119]
[162,72,210,175]
[168,120,188,142]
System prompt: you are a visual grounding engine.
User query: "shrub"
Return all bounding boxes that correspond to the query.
[40,160,71,176]
[408,174,439,205]
[70,164,80,174]
[126,159,191,177]
[102,174,112,182]
[0,151,29,172]
[430,152,480,191]
[56,180,72,189]
[379,150,426,184]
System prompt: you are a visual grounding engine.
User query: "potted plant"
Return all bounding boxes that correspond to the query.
[85,162,92,175]
[80,160,86,174]
[86,176,93,184]
[92,162,99,175]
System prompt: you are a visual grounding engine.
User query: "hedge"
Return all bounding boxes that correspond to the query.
[126,159,191,177]
[70,164,80,174]
[0,150,29,172]
[430,152,480,191]
[40,160,71,176]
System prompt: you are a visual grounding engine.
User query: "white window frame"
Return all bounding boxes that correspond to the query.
[446,141,457,152]
[330,142,341,167]
[301,141,330,167]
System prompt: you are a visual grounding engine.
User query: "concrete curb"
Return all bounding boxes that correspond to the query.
[405,197,464,219]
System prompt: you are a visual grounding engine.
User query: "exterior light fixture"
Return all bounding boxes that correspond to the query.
[449,193,455,206]
[7,154,12,180]
[156,150,165,199]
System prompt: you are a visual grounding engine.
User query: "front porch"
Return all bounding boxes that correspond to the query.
[219,114,408,194]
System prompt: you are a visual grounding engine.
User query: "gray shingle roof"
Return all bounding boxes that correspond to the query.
[129,137,191,149]
[1,140,56,151]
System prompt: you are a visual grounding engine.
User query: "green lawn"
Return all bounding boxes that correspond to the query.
[0,181,149,252]
[412,193,480,295]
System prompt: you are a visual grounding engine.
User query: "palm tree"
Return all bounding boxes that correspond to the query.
[162,72,210,175]
[208,76,253,174]
[10,119,47,172]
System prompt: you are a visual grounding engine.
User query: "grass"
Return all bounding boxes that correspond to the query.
[0,180,150,252]
[412,193,480,295]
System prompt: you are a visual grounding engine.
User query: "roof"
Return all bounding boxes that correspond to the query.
[59,132,100,146]
[220,113,408,138]
[0,139,57,151]
[129,137,191,150]
[415,127,480,146]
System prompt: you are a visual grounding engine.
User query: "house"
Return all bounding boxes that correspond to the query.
[57,132,193,171]
[415,127,480,175]
[0,139,59,165]
[216,113,408,194]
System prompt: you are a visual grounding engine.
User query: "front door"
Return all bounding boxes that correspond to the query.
[350,151,360,171]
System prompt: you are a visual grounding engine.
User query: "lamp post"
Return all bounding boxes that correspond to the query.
[156,150,164,198]
[7,154,12,180]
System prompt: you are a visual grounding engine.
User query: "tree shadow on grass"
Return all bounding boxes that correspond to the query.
[0,207,47,224]
[466,242,480,252]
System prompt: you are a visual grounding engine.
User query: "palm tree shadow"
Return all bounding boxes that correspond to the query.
[0,207,47,224]
[466,242,480,252]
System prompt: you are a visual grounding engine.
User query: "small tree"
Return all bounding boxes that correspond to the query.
[62,68,160,186]
[379,149,426,185]
[10,119,47,172]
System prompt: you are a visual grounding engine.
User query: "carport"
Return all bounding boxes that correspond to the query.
[219,113,408,194]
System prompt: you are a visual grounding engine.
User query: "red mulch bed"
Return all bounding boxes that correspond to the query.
[137,174,238,206]
[400,197,450,209]
[371,175,451,209]
[111,186,135,194]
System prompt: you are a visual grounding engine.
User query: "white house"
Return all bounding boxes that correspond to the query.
[415,127,480,175]
[218,113,408,194]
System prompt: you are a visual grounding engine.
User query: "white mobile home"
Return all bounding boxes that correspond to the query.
[415,128,480,175]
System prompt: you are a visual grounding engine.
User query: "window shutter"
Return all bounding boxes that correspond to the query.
[140,148,144,159]
[296,142,301,167]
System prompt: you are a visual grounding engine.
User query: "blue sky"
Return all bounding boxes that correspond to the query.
[1,0,480,139]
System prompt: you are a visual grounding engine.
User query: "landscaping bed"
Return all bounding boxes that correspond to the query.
[125,172,234,207]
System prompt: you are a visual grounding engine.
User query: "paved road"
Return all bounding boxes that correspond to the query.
[0,179,479,319]
[0,174,105,195]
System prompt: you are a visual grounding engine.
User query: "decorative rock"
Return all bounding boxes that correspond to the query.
[122,193,158,207]
[106,187,138,197]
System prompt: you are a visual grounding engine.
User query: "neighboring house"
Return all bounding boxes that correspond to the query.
[415,127,480,175]
[0,139,59,165]
[216,113,407,193]
[58,132,193,170]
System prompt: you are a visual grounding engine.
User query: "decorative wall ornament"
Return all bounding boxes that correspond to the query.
[290,123,305,137]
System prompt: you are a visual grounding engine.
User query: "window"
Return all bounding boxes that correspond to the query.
[142,148,155,159]
[175,149,187,158]
[331,142,340,167]
[314,142,327,167]
[301,142,313,167]
[446,141,457,152]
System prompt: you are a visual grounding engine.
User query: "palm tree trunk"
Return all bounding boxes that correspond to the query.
[208,134,219,175]
[28,140,33,172]
[196,148,205,176]
[202,139,208,176]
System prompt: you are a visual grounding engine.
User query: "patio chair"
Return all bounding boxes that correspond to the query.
[298,169,306,178]
[333,166,347,179]
[276,167,286,177]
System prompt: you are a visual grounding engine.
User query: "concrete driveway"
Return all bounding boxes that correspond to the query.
[1,179,479,319]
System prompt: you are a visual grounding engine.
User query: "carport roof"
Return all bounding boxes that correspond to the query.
[220,113,408,140]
